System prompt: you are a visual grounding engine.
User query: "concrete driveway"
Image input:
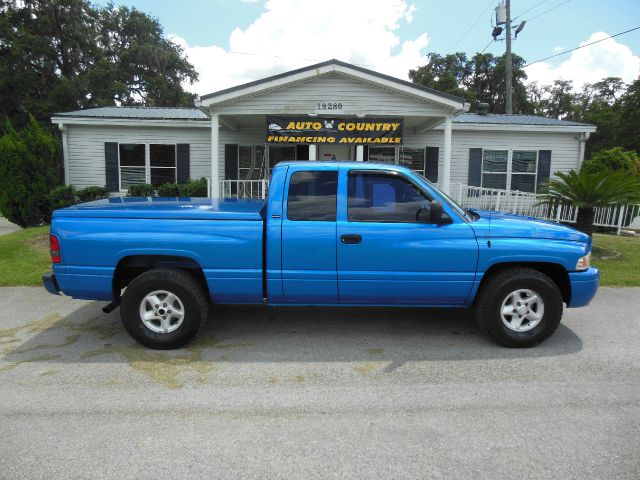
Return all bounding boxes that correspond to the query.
[0,217,20,236]
[0,286,638,479]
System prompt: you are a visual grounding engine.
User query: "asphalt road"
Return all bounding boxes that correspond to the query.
[0,286,638,479]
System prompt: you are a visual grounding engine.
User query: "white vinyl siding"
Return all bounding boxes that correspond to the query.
[212,74,449,117]
[65,125,209,189]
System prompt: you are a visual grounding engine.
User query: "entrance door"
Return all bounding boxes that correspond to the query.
[318,144,350,161]
[336,168,478,305]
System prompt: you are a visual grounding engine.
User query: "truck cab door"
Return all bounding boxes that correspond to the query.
[280,167,339,303]
[336,167,478,306]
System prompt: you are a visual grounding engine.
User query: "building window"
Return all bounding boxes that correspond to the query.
[399,147,425,175]
[481,149,538,192]
[119,144,146,189]
[269,145,296,174]
[481,149,508,190]
[511,150,537,193]
[119,143,177,189]
[368,146,396,164]
[149,144,176,186]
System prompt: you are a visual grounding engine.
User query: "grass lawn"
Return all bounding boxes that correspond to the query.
[592,233,640,287]
[0,226,50,286]
[0,227,638,288]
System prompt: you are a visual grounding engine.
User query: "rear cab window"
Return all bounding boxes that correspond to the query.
[286,170,338,221]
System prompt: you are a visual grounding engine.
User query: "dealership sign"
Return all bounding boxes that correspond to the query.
[266,117,403,145]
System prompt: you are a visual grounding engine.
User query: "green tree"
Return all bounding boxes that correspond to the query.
[542,169,640,236]
[0,0,198,127]
[582,147,640,176]
[618,79,640,154]
[408,52,531,113]
[0,116,60,227]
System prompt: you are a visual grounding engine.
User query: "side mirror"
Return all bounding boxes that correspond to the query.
[429,200,444,222]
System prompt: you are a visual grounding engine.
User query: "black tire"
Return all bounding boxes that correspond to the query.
[475,267,563,348]
[120,268,209,349]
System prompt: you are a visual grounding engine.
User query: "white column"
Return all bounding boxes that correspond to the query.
[210,113,220,197]
[356,145,364,162]
[309,144,317,161]
[58,124,70,185]
[442,116,452,195]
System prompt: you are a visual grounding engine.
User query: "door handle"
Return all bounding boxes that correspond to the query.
[341,234,362,244]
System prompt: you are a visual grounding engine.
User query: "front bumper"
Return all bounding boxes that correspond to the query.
[42,271,60,295]
[568,267,599,307]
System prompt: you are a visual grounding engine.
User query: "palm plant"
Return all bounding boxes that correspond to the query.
[541,168,640,236]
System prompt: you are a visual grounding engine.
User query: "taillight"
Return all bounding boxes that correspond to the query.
[50,235,61,264]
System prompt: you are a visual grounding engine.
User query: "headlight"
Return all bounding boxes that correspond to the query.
[576,252,591,271]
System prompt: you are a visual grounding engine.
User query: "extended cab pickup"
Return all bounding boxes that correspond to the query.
[43,161,599,349]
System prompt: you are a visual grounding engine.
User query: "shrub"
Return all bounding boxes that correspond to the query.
[157,182,181,197]
[179,177,208,197]
[126,183,155,197]
[77,186,109,202]
[582,147,640,176]
[48,185,78,211]
[0,116,60,227]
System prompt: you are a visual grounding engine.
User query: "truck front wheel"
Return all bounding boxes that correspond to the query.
[475,267,563,348]
[120,268,209,349]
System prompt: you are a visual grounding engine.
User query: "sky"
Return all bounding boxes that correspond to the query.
[92,0,640,96]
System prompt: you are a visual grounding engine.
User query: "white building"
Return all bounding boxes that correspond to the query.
[51,59,595,197]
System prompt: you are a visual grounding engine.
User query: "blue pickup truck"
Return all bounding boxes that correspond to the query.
[43,161,598,349]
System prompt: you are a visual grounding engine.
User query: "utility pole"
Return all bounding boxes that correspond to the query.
[505,0,512,114]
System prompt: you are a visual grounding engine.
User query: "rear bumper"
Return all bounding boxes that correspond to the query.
[42,271,60,295]
[568,267,599,307]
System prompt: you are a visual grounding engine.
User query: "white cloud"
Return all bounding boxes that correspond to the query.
[169,0,429,96]
[525,32,640,88]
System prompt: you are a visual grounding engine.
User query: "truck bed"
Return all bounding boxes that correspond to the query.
[54,197,265,221]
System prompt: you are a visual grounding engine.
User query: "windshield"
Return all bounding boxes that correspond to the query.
[415,173,476,221]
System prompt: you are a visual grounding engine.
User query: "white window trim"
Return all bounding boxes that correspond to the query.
[480,147,540,193]
[118,142,178,192]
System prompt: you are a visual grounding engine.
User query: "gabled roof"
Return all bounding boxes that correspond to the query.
[54,106,209,121]
[199,59,465,104]
[196,59,468,111]
[454,113,591,127]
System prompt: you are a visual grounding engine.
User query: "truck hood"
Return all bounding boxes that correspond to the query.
[53,197,265,221]
[469,209,590,243]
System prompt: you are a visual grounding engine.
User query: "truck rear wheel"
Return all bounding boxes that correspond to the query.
[120,268,209,349]
[475,267,563,348]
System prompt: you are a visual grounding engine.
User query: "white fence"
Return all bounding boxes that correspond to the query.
[212,179,639,235]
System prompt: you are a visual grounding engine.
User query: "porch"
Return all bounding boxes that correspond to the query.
[215,178,640,235]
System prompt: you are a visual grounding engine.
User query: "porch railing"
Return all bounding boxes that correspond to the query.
[211,178,640,235]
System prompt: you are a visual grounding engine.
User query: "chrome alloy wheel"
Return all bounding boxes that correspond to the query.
[500,289,544,332]
[139,290,185,334]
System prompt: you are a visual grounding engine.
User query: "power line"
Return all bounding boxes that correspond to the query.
[512,0,550,21]
[527,0,572,22]
[523,26,640,67]
[480,38,495,54]
[451,0,495,50]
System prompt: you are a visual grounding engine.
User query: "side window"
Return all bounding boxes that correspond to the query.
[348,172,431,223]
[287,171,338,221]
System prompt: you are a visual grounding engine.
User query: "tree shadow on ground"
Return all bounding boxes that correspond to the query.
[1,301,583,372]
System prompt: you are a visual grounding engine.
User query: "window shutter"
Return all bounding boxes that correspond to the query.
[468,148,482,186]
[425,147,439,183]
[224,144,238,180]
[105,142,119,192]
[363,145,369,161]
[537,150,552,191]
[296,144,309,160]
[176,144,190,184]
